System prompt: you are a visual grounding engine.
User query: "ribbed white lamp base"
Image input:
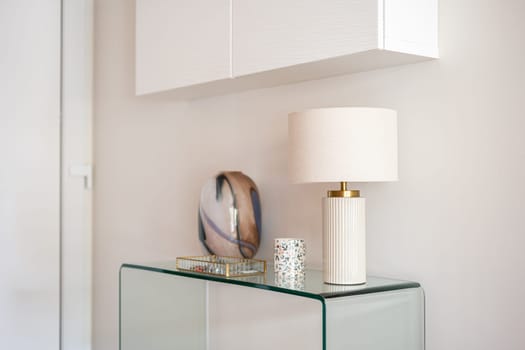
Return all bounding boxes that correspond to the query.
[322,197,366,285]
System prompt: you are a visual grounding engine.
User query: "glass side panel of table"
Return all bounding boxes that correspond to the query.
[120,262,424,350]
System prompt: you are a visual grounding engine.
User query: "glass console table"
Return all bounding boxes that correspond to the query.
[120,262,424,350]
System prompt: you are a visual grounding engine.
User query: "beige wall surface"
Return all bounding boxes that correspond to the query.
[94,0,525,349]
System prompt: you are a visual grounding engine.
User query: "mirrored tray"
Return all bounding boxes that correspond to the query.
[175,255,266,277]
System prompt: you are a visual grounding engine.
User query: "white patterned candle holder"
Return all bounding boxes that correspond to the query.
[274,238,306,273]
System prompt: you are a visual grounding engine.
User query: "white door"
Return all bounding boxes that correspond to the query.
[0,1,61,349]
[0,1,93,349]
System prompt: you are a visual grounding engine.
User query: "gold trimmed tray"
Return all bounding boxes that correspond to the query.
[176,255,266,277]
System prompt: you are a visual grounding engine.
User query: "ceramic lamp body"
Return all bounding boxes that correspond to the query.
[323,197,366,285]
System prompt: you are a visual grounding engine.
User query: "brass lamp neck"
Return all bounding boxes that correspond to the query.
[327,182,360,198]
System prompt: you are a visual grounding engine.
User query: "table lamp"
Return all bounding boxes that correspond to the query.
[288,107,398,285]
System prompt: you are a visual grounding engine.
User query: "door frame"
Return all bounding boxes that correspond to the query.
[61,1,93,349]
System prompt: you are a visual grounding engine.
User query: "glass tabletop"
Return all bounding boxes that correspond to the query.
[121,261,419,300]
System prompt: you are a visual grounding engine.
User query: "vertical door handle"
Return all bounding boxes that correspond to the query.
[69,164,93,189]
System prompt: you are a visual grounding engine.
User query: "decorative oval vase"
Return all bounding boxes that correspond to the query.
[198,171,261,258]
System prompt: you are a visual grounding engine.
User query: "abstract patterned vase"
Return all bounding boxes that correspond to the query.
[198,171,261,258]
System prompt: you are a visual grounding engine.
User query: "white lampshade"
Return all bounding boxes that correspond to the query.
[288,107,398,184]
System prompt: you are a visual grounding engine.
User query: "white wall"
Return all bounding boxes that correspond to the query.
[94,0,525,349]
